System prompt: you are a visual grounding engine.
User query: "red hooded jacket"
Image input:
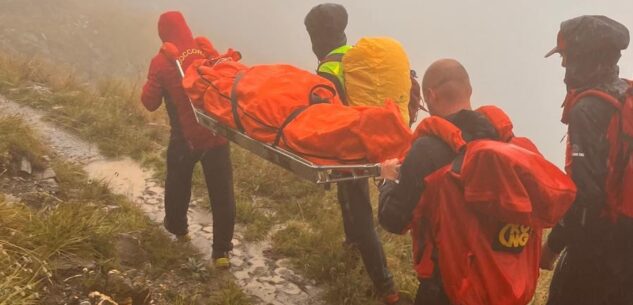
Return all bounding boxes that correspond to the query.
[141,11,227,150]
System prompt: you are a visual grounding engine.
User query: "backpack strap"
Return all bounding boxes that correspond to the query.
[562,88,623,125]
[318,53,344,65]
[476,105,515,142]
[412,116,466,153]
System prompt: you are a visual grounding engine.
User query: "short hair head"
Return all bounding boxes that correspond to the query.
[422,59,472,116]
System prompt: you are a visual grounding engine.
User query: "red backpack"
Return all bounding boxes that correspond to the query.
[561,80,633,221]
[410,106,576,305]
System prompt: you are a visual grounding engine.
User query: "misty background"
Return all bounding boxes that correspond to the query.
[3,0,633,166]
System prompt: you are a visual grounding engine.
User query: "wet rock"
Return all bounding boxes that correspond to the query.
[230,257,244,268]
[144,186,162,196]
[189,223,202,232]
[38,178,59,193]
[103,205,121,213]
[275,267,302,283]
[231,248,243,257]
[233,270,250,281]
[276,259,293,269]
[115,233,148,267]
[50,257,96,273]
[261,275,286,285]
[280,283,302,295]
[252,266,267,277]
[19,157,32,176]
[35,167,57,180]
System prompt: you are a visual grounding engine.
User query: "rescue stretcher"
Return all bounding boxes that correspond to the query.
[192,108,382,184]
[172,56,382,184]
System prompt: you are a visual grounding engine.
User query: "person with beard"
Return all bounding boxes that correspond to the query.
[304,4,410,305]
[141,11,236,269]
[542,15,633,305]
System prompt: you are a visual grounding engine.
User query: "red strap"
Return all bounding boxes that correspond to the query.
[412,116,466,152]
[562,89,622,125]
[476,105,515,142]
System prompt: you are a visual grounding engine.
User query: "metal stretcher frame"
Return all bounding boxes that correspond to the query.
[192,108,382,184]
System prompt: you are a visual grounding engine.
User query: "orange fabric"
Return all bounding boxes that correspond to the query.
[183,53,412,165]
[411,116,466,153]
[413,166,544,305]
[410,106,576,305]
[562,81,633,220]
[461,140,576,228]
[477,105,515,142]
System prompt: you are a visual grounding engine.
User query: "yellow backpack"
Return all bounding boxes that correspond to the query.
[342,37,412,124]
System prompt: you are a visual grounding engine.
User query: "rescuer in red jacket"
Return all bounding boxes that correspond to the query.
[141,11,235,268]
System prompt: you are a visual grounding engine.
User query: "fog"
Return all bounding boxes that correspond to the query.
[77,1,633,165]
[6,0,633,165]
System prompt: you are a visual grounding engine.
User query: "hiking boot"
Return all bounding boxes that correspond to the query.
[212,251,231,269]
[382,291,413,305]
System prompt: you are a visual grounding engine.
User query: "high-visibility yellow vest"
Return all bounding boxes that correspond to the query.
[317,45,352,92]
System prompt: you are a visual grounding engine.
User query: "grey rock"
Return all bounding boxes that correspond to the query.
[19,157,32,176]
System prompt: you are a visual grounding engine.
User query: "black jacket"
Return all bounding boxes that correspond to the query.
[378,109,499,234]
[547,92,621,253]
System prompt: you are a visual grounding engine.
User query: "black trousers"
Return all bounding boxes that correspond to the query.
[546,219,633,305]
[163,139,236,255]
[414,277,450,305]
[337,178,395,295]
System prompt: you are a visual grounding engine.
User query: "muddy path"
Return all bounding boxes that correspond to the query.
[0,96,324,305]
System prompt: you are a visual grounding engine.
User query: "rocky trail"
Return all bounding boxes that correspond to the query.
[0,96,324,305]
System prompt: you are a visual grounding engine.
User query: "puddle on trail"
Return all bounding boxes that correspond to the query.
[84,158,151,201]
[0,96,324,305]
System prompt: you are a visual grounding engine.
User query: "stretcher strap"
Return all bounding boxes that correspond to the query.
[308,84,338,104]
[230,71,246,132]
[273,85,335,147]
[273,106,307,147]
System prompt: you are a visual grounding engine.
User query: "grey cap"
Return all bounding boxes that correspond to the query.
[545,15,629,58]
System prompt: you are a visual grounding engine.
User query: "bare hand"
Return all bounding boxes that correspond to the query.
[380,159,401,181]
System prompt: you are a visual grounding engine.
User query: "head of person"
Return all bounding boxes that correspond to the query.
[545,15,629,90]
[158,11,194,45]
[304,3,348,60]
[422,59,473,117]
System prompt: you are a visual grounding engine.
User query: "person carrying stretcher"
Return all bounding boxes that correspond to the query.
[378,59,576,305]
[141,11,236,269]
[304,3,414,304]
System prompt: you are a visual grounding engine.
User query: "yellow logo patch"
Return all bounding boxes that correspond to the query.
[493,224,531,253]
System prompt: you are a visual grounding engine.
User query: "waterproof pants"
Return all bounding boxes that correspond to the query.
[546,219,633,305]
[414,278,450,305]
[163,139,236,256]
[337,178,395,295]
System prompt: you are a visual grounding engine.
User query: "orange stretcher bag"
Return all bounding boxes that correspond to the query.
[183,53,412,165]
